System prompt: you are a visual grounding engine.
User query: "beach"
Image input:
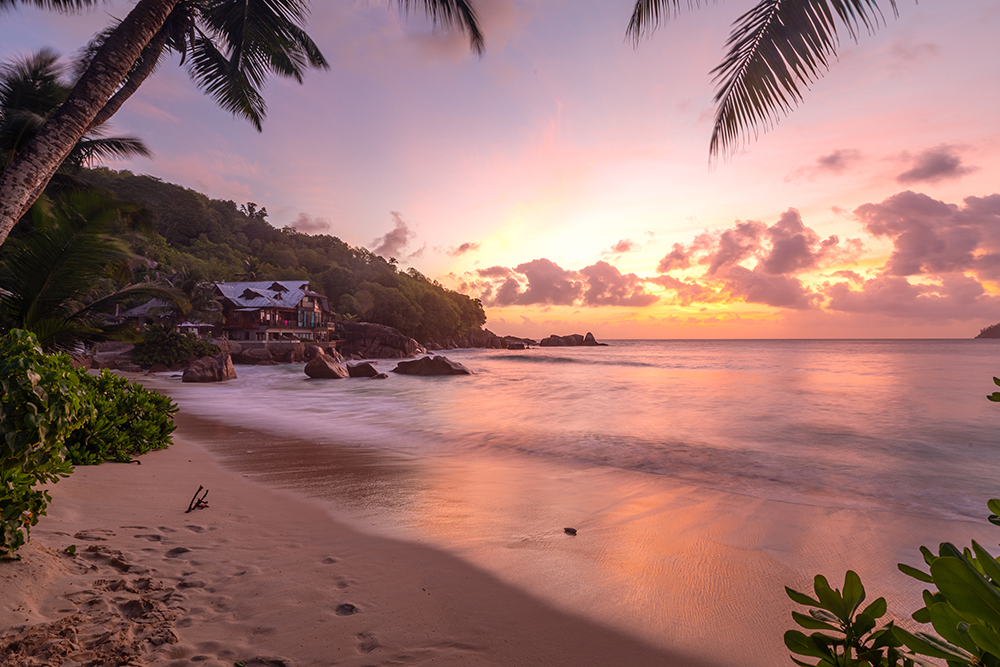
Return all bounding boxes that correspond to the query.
[3,340,999,666]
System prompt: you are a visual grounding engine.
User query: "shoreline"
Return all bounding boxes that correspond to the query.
[0,412,707,667]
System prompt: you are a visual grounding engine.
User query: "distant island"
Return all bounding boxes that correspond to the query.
[977,323,1000,339]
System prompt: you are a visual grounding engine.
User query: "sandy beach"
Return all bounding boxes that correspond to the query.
[0,413,717,667]
[3,397,998,667]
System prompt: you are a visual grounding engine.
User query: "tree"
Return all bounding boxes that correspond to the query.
[628,0,900,160]
[0,0,485,246]
[0,191,181,349]
[0,48,150,188]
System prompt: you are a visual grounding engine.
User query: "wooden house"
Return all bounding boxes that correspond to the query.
[214,281,332,341]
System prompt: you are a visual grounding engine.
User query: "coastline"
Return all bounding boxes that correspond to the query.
[0,411,708,667]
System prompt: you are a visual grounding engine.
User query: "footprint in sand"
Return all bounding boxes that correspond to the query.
[321,556,338,564]
[356,632,380,653]
[335,603,359,616]
[184,525,207,533]
[74,529,115,541]
[165,547,192,559]
[133,534,164,542]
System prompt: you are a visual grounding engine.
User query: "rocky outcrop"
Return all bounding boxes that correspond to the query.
[539,332,606,347]
[304,352,349,379]
[392,355,472,376]
[331,322,422,359]
[977,323,1000,339]
[347,361,380,378]
[182,353,237,383]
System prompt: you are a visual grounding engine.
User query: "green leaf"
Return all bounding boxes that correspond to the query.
[793,611,840,632]
[787,586,820,606]
[785,630,834,660]
[931,557,1000,627]
[912,606,931,624]
[899,563,934,584]
[988,499,1000,517]
[929,602,977,652]
[854,612,876,637]
[968,623,1000,658]
[972,540,1000,584]
[862,597,887,619]
[893,627,974,661]
[814,575,847,620]
[843,570,865,614]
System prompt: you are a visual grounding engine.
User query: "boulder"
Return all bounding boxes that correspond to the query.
[507,342,526,350]
[147,363,170,374]
[304,353,349,379]
[238,347,274,365]
[539,332,605,347]
[331,321,421,359]
[392,355,472,376]
[182,353,237,383]
[371,373,389,379]
[347,361,380,378]
[304,345,324,361]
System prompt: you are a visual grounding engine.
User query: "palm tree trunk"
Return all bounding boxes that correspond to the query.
[0,0,180,247]
[87,30,169,132]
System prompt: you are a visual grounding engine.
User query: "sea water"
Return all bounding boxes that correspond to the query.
[163,339,1000,520]
[155,339,1000,665]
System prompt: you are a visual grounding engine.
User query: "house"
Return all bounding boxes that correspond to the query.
[214,281,332,341]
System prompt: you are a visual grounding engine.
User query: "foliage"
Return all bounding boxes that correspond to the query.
[978,324,1000,340]
[989,377,1000,403]
[627,0,901,160]
[0,191,182,350]
[81,168,488,343]
[0,329,87,557]
[786,382,1000,666]
[132,324,219,368]
[63,369,177,465]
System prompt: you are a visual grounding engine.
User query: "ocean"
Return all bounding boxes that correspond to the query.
[153,339,1000,666]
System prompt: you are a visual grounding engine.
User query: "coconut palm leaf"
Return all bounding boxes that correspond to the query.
[627,0,898,159]
[396,0,485,55]
[627,0,705,44]
[68,136,152,169]
[0,0,100,11]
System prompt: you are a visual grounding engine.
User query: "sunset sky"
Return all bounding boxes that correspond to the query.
[2,0,998,338]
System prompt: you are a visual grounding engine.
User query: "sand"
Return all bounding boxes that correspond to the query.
[0,420,712,667]
[3,408,997,667]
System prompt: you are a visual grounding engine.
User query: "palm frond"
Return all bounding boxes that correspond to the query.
[0,0,101,11]
[0,48,68,117]
[395,0,485,55]
[709,0,896,160]
[70,136,152,168]
[187,31,267,130]
[626,0,705,44]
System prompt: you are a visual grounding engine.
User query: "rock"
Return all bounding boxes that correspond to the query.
[182,353,237,383]
[304,345,324,361]
[539,332,605,347]
[564,527,578,536]
[331,321,421,359]
[371,373,388,379]
[304,353,349,379]
[347,361,380,378]
[147,363,170,374]
[238,347,274,364]
[506,342,526,350]
[392,355,472,376]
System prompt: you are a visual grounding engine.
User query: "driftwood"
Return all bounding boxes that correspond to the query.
[185,486,209,513]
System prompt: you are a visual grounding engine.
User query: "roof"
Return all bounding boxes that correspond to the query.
[214,281,327,311]
[120,298,169,318]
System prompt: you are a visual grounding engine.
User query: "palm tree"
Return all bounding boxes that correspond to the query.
[0,48,150,191]
[0,0,485,247]
[0,191,182,350]
[628,0,899,160]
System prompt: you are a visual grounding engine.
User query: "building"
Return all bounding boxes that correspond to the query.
[214,281,332,341]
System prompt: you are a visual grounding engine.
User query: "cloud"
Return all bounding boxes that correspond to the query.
[650,275,724,306]
[371,211,416,259]
[896,146,974,184]
[721,266,817,310]
[657,243,690,273]
[606,239,638,255]
[786,149,862,181]
[448,242,481,257]
[825,274,1000,321]
[288,212,332,234]
[500,258,583,306]
[477,265,513,278]
[578,261,659,307]
[855,191,1000,277]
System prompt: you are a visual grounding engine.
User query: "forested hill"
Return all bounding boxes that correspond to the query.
[80,168,486,344]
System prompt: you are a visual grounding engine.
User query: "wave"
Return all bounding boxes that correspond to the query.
[494,354,656,368]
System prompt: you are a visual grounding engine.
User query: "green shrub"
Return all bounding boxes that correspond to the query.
[64,370,178,465]
[132,325,218,367]
[0,330,89,557]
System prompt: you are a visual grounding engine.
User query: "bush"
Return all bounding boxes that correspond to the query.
[0,330,89,557]
[64,370,178,465]
[132,326,218,367]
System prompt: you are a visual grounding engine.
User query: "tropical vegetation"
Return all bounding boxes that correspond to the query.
[78,167,487,344]
[0,0,485,246]
[0,329,177,557]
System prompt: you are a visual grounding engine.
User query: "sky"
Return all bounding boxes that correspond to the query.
[2,0,999,339]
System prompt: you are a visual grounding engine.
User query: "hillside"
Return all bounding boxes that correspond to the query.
[80,168,486,344]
